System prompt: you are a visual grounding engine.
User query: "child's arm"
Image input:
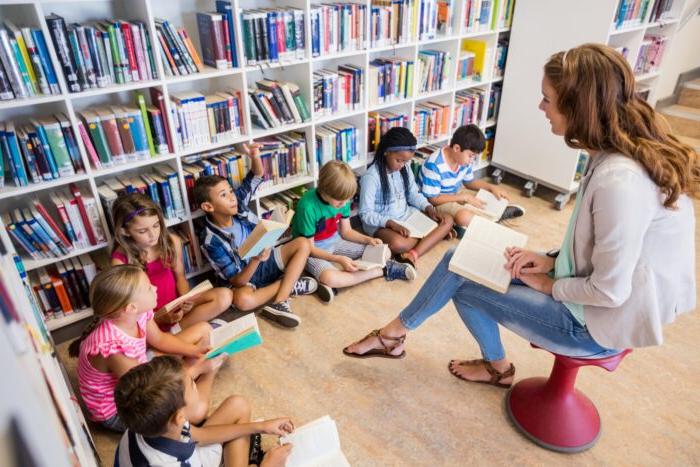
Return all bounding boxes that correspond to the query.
[464,179,509,200]
[242,142,264,177]
[339,218,381,245]
[358,171,393,229]
[103,353,141,379]
[145,319,205,358]
[228,249,270,288]
[190,418,294,446]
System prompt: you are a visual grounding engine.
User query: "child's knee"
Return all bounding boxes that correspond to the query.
[232,289,256,311]
[221,395,251,420]
[389,237,414,253]
[318,269,338,287]
[455,209,473,226]
[215,288,233,310]
[292,237,311,253]
[188,399,209,425]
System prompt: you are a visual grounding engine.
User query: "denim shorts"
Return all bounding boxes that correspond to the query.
[250,247,285,287]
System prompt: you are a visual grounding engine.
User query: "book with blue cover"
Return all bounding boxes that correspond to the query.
[206,313,262,359]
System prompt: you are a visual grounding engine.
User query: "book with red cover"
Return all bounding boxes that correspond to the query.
[69,183,97,245]
[31,199,72,249]
[96,109,126,161]
[150,87,174,152]
[120,21,139,81]
[77,120,101,169]
[50,274,74,314]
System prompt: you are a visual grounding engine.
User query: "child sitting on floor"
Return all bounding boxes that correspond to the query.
[115,356,294,467]
[291,160,416,304]
[420,124,524,230]
[196,143,317,328]
[359,127,454,268]
[68,265,221,432]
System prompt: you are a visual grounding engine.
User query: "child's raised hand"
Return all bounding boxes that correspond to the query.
[334,255,358,272]
[260,417,294,436]
[261,444,293,467]
[242,142,262,158]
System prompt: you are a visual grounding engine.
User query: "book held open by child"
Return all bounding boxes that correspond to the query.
[157,280,213,318]
[206,313,262,359]
[352,244,390,271]
[394,210,438,238]
[462,189,509,221]
[238,219,288,260]
[279,415,350,467]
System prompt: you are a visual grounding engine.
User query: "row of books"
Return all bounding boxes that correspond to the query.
[256,133,310,190]
[313,65,364,116]
[310,3,367,57]
[248,79,310,130]
[316,122,358,166]
[487,83,502,121]
[369,0,415,47]
[45,14,156,93]
[368,58,414,106]
[614,0,653,29]
[417,0,454,40]
[493,37,509,78]
[416,50,451,94]
[457,51,476,82]
[464,0,495,32]
[494,0,515,29]
[0,22,60,100]
[3,184,107,261]
[634,34,667,74]
[649,0,676,22]
[240,8,306,66]
[153,18,203,77]
[183,147,249,211]
[1,115,84,188]
[172,225,199,275]
[368,111,409,152]
[170,90,244,151]
[454,88,486,127]
[97,166,186,230]
[259,189,303,219]
[30,254,96,320]
[413,102,450,144]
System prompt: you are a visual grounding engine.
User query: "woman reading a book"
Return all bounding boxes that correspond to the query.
[343,44,698,388]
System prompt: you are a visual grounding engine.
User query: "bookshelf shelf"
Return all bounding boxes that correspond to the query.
[312,49,368,62]
[243,58,311,73]
[636,70,661,81]
[250,122,311,140]
[369,42,417,54]
[46,308,94,331]
[68,79,162,100]
[178,135,250,157]
[165,216,189,228]
[185,264,212,280]
[23,242,109,272]
[164,67,243,85]
[416,88,453,101]
[349,158,366,170]
[0,173,90,201]
[0,94,66,111]
[313,108,366,125]
[255,175,315,199]
[368,97,414,113]
[90,154,179,178]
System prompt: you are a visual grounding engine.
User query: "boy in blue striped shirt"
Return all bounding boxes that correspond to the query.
[419,124,524,230]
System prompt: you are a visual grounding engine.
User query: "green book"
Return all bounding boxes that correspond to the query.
[286,82,310,122]
[136,93,156,157]
[80,110,112,165]
[406,62,414,98]
[241,14,256,64]
[105,22,124,84]
[206,313,263,360]
[37,118,74,176]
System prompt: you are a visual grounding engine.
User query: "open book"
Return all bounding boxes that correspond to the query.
[239,219,288,260]
[280,416,350,467]
[206,313,262,359]
[270,206,295,225]
[448,216,527,294]
[462,189,509,221]
[155,280,213,318]
[394,210,437,238]
[353,244,391,271]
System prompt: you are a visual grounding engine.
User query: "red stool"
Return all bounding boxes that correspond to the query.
[506,345,631,452]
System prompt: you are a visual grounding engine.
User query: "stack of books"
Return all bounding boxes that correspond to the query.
[1,114,84,188]
[182,148,249,211]
[368,58,414,106]
[417,50,451,94]
[460,39,489,82]
[413,102,450,144]
[369,0,415,47]
[493,37,509,78]
[45,14,157,93]
[2,185,107,261]
[487,83,502,121]
[240,8,306,66]
[368,111,408,152]
[169,90,244,151]
[313,65,364,116]
[259,189,303,219]
[172,226,198,275]
[457,51,476,81]
[315,122,358,165]
[635,34,668,75]
[454,89,486,127]
[614,0,653,29]
[256,133,309,190]
[0,21,60,100]
[463,0,495,33]
[29,254,96,321]
[247,79,310,130]
[310,3,367,57]
[97,166,186,229]
[649,0,675,22]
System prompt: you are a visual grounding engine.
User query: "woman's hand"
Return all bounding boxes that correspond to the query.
[386,220,411,237]
[334,255,358,272]
[259,418,294,436]
[504,247,555,279]
[518,273,555,295]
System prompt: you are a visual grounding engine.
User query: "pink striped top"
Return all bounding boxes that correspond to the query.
[77,310,153,421]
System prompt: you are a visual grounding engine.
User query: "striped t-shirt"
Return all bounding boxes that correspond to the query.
[77,310,153,421]
[419,147,474,197]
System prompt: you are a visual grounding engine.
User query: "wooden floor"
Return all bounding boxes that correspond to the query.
[57,181,700,466]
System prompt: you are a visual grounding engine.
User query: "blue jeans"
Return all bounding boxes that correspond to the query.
[399,248,618,361]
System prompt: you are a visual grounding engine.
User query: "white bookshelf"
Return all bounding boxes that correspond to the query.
[0,0,513,331]
[492,0,687,207]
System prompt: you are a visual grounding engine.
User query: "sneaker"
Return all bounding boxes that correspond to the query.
[384,259,417,282]
[291,276,319,296]
[499,204,526,222]
[316,283,335,304]
[248,433,264,466]
[208,318,228,329]
[260,300,301,328]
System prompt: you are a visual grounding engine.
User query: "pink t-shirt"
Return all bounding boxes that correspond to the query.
[77,310,153,421]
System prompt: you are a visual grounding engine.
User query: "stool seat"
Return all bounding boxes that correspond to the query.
[506,345,631,453]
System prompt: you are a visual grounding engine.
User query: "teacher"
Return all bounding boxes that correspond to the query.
[343,43,698,388]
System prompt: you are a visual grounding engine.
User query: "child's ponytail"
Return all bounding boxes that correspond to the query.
[371,127,417,205]
[68,265,145,358]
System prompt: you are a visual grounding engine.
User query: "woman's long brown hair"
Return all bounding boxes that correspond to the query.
[544,43,700,208]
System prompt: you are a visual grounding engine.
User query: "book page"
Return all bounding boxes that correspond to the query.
[466,216,527,253]
[210,313,259,350]
[475,189,508,219]
[281,417,347,467]
[163,280,212,313]
[360,244,389,265]
[450,240,513,292]
[395,211,437,238]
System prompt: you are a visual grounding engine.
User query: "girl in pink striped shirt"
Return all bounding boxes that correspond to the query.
[68,265,225,432]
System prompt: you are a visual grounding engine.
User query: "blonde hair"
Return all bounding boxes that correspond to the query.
[317,160,357,201]
[111,193,175,267]
[544,43,700,208]
[68,265,146,357]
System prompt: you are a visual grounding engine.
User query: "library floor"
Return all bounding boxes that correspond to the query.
[57,182,700,466]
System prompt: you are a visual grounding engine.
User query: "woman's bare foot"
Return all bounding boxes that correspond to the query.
[343,329,405,357]
[448,358,515,387]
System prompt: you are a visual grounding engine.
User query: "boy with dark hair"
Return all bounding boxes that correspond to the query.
[195,143,317,328]
[114,356,293,467]
[420,124,524,229]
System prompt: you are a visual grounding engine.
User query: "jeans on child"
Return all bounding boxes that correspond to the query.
[398,248,619,361]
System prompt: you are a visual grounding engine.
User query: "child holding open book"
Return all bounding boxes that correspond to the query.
[420,124,524,231]
[115,356,293,467]
[359,127,454,268]
[111,193,233,331]
[196,143,317,328]
[291,160,416,304]
[68,265,222,432]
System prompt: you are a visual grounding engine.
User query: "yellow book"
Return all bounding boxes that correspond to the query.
[15,31,37,90]
[462,39,489,78]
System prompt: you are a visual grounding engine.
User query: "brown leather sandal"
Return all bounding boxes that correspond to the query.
[343,329,406,359]
[448,359,515,388]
